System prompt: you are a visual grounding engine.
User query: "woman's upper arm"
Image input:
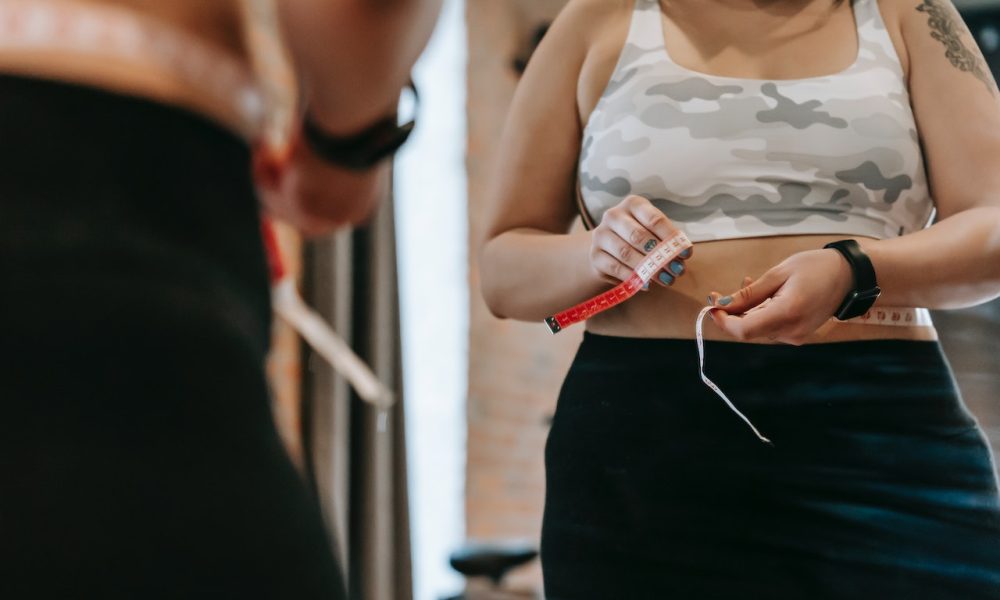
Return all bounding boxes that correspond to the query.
[278,0,442,133]
[897,0,1000,219]
[481,0,626,243]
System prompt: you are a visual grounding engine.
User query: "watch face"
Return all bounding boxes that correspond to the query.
[837,287,882,321]
[856,287,882,302]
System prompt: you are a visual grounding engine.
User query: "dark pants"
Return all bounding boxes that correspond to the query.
[542,332,1000,599]
[0,75,346,599]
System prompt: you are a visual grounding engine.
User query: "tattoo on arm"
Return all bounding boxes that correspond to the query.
[916,0,998,96]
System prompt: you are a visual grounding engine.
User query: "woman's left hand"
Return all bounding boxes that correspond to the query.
[707,248,856,345]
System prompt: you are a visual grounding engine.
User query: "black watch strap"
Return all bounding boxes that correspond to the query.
[823,239,881,320]
[302,81,418,171]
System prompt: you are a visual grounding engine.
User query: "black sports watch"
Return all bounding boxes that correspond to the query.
[823,239,881,320]
[302,81,418,171]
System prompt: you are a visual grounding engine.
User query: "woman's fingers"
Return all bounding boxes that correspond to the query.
[591,248,633,284]
[604,212,661,263]
[708,276,756,306]
[626,195,678,242]
[707,267,803,342]
[709,267,785,314]
[710,296,798,342]
[591,195,692,289]
[593,227,646,272]
[623,196,691,287]
[623,196,690,286]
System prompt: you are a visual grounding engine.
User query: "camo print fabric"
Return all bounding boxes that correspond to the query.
[578,0,934,242]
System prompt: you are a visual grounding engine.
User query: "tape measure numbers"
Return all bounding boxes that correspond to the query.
[545,232,693,333]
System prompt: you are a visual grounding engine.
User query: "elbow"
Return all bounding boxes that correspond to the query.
[478,238,511,320]
[481,286,510,321]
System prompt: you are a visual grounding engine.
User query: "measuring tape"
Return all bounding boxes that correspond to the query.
[237,0,299,157]
[545,232,933,443]
[544,231,932,334]
[849,306,932,326]
[241,0,397,423]
[262,222,395,420]
[545,232,693,333]
[695,302,930,444]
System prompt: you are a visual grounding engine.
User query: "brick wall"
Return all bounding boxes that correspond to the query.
[466,0,574,592]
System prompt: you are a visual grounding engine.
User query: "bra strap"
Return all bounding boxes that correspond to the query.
[627,0,666,51]
[852,0,906,76]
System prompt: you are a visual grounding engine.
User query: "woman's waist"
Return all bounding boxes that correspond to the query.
[559,334,978,466]
[586,300,937,343]
[0,73,269,301]
[0,0,262,138]
[565,333,964,421]
[3,260,273,360]
[0,73,255,200]
[585,233,937,344]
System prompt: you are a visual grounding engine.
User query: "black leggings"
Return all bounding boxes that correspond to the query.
[0,75,345,599]
[542,332,1000,599]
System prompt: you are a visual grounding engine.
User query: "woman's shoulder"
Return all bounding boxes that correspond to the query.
[525,0,635,124]
[538,0,634,83]
[551,0,632,45]
[559,0,631,20]
[870,0,971,78]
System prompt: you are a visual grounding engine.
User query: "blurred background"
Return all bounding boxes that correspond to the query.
[273,1,1000,598]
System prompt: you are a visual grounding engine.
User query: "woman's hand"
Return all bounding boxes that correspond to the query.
[590,195,693,288]
[253,137,388,237]
[707,248,855,345]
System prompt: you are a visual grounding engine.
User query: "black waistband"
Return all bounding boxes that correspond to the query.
[576,330,947,380]
[0,74,270,347]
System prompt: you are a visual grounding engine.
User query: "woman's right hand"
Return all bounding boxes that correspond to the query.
[254,136,388,236]
[590,195,692,288]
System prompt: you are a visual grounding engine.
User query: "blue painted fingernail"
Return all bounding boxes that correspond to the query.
[718,296,733,306]
[644,239,657,252]
[669,261,684,275]
[680,248,692,258]
[642,282,650,290]
[658,272,674,285]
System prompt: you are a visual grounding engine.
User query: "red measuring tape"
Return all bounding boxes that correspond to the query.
[545,232,693,333]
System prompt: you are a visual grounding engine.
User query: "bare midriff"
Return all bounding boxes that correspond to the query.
[585,233,938,344]
[0,0,251,133]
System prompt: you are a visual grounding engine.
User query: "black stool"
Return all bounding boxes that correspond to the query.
[440,542,539,599]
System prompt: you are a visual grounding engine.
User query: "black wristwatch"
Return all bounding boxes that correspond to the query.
[302,81,418,171]
[823,239,881,320]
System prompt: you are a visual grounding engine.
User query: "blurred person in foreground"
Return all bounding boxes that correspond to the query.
[0,0,440,597]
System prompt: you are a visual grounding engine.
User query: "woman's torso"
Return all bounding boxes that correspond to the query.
[0,0,271,340]
[82,0,245,52]
[0,0,254,134]
[576,0,936,343]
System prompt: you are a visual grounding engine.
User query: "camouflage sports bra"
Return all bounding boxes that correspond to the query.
[578,0,934,242]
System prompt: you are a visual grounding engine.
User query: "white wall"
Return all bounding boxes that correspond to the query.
[394,1,468,599]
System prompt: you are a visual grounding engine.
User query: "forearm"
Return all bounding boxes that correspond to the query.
[864,206,1000,309]
[480,229,610,322]
[279,0,442,135]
